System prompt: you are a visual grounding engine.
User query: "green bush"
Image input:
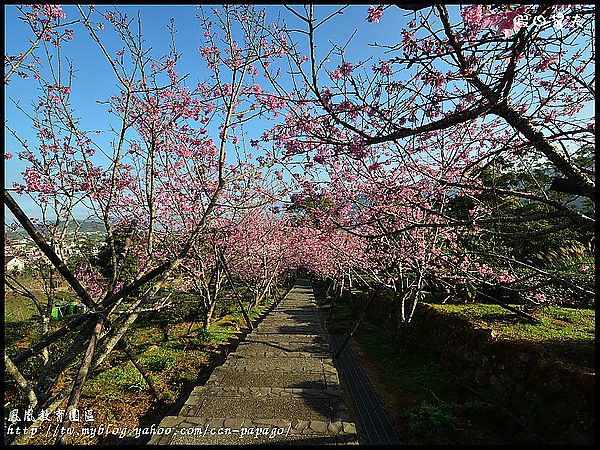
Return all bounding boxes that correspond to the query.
[407,401,455,437]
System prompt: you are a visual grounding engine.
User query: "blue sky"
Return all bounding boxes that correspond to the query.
[4,5,594,222]
[4,4,413,221]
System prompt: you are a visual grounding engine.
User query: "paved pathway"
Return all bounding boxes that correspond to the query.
[149,279,358,445]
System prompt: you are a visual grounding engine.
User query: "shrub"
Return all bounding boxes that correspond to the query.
[407,401,455,437]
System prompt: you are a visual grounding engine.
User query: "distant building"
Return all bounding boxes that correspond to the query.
[5,255,26,273]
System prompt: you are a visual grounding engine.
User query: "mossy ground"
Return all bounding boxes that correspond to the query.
[428,302,595,370]
[428,302,594,341]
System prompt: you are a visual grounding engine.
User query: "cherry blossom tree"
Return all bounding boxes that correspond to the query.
[257,4,595,322]
[3,4,595,442]
[4,4,295,442]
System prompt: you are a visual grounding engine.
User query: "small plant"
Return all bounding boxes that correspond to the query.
[407,401,455,437]
[195,327,213,342]
[83,364,148,398]
[145,356,175,372]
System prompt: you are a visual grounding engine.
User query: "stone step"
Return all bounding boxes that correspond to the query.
[254,324,326,335]
[205,365,340,390]
[260,314,321,321]
[280,300,317,304]
[221,355,334,372]
[232,347,330,359]
[256,323,324,333]
[274,305,319,311]
[178,389,351,422]
[260,315,321,324]
[264,310,321,318]
[272,308,316,312]
[149,416,358,445]
[181,385,345,412]
[276,298,315,301]
[277,309,317,312]
[191,385,344,397]
[244,333,327,344]
[148,281,358,446]
[264,315,320,322]
[236,339,330,354]
[279,299,316,304]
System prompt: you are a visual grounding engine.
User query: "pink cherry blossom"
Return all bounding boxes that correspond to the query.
[367,6,383,23]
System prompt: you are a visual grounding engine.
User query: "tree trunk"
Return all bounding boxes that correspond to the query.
[56,317,104,444]
[204,298,217,330]
[4,351,38,408]
[119,339,162,402]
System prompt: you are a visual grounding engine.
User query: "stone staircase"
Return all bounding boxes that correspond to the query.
[149,279,358,445]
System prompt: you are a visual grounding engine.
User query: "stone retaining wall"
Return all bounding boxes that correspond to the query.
[340,288,595,444]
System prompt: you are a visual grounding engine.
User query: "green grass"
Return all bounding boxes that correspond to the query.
[83,318,213,401]
[406,401,456,437]
[327,300,354,334]
[359,331,457,404]
[84,364,149,399]
[428,303,594,342]
[4,275,82,323]
[6,279,287,414]
[428,302,595,370]
[4,290,46,323]
[5,277,292,444]
[318,280,596,444]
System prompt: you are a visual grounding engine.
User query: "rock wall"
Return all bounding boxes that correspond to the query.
[410,304,594,444]
[342,289,595,444]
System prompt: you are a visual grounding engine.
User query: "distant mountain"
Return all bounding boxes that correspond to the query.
[74,221,106,233]
[5,220,106,239]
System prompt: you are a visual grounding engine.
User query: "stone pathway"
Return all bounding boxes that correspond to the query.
[149,279,358,445]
